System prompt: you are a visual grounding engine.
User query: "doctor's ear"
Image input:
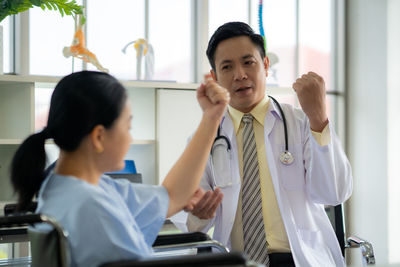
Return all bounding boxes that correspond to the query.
[264,56,269,77]
[210,70,218,81]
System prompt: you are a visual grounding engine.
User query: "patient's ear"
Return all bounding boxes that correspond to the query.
[90,125,106,154]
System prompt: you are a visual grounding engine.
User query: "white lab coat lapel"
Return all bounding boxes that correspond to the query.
[213,111,241,246]
[263,102,344,266]
[263,100,294,225]
[264,102,307,265]
[263,99,284,206]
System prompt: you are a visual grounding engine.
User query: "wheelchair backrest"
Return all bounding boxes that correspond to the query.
[28,222,71,267]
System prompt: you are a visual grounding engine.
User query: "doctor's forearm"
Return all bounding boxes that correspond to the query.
[307,136,353,205]
[163,115,220,217]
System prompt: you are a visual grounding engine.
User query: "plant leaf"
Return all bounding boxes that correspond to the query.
[44,2,52,10]
[0,0,85,23]
[29,0,42,7]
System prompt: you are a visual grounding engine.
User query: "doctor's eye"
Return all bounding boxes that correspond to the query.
[221,65,232,71]
[244,60,256,66]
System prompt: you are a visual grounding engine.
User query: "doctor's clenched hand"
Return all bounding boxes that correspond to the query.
[292,72,329,132]
[197,75,230,122]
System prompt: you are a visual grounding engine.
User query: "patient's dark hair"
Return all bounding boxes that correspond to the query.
[11,71,127,211]
[206,21,266,71]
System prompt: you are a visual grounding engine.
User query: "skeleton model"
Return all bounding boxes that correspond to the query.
[63,15,108,73]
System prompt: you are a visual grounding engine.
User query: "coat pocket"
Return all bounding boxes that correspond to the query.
[298,228,325,250]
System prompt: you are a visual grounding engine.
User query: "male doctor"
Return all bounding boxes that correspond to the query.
[178,22,352,267]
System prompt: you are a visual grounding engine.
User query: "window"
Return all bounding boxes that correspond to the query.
[19,0,340,88]
[15,0,342,133]
[148,0,191,82]
[299,0,332,89]
[86,0,145,80]
[1,17,11,74]
[29,7,80,76]
[209,0,249,39]
[250,0,297,87]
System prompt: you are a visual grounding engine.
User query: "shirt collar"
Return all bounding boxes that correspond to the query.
[228,95,270,134]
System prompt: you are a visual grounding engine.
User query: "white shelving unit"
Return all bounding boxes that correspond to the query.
[0,74,294,207]
[0,74,199,206]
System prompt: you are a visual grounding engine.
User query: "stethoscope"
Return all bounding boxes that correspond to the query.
[212,95,294,169]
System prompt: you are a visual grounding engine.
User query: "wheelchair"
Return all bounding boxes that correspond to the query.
[1,203,375,267]
[0,205,259,267]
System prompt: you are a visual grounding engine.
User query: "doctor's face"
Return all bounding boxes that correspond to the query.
[211,36,269,113]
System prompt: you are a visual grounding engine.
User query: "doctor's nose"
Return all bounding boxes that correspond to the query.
[233,66,248,81]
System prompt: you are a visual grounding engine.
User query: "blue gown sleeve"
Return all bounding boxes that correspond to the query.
[100,176,169,246]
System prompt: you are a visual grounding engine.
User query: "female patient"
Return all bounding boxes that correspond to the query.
[10,71,228,267]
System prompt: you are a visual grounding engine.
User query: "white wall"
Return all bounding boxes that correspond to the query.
[387,0,400,263]
[347,0,400,265]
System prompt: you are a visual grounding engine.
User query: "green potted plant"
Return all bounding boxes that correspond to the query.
[0,0,84,74]
[0,0,84,23]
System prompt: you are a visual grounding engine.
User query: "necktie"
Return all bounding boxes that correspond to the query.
[241,114,270,266]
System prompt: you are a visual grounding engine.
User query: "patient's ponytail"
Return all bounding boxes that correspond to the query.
[10,71,127,211]
[11,128,49,211]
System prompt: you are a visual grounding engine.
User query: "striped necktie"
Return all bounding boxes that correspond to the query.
[241,113,270,266]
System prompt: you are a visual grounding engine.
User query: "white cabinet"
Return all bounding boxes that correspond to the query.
[156,89,202,184]
[0,78,35,202]
[0,75,198,205]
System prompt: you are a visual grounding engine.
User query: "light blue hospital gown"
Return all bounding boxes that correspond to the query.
[36,173,169,267]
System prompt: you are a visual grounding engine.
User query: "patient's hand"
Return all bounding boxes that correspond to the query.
[184,187,223,219]
[197,75,229,122]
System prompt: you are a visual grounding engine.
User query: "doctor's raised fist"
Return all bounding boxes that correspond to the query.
[197,74,230,121]
[292,71,329,132]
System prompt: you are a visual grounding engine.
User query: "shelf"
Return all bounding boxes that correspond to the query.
[0,139,155,145]
[132,139,156,145]
[0,74,297,94]
[0,73,296,191]
[0,139,24,145]
[45,139,156,145]
[0,75,199,90]
[0,75,60,84]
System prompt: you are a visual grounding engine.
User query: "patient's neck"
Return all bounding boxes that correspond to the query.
[55,149,102,185]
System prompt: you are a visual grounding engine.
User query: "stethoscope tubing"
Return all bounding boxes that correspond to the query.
[268,95,289,152]
[214,95,289,153]
[211,95,293,172]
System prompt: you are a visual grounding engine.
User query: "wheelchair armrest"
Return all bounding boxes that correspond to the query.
[100,251,248,267]
[4,202,38,216]
[152,232,229,253]
[153,232,210,246]
[346,235,376,265]
[0,214,45,244]
[0,214,42,227]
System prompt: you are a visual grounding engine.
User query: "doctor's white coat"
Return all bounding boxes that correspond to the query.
[173,100,353,267]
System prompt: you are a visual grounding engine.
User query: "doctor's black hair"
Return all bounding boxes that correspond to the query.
[11,71,127,211]
[206,21,266,71]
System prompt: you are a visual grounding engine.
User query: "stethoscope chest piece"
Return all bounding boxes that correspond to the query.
[280,151,294,165]
[269,96,294,166]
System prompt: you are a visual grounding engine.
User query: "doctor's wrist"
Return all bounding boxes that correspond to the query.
[309,117,329,133]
